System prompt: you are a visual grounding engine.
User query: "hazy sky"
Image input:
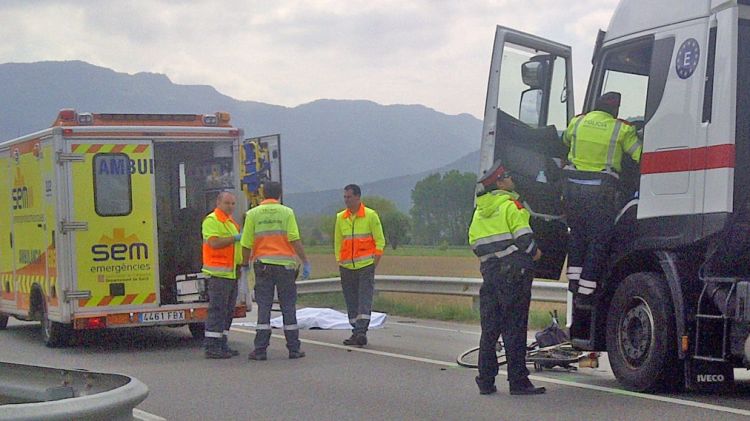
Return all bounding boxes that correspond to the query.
[0,0,619,118]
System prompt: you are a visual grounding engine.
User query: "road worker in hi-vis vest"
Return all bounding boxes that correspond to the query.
[334,184,385,347]
[201,191,243,359]
[241,181,310,361]
[469,162,545,396]
[562,92,642,304]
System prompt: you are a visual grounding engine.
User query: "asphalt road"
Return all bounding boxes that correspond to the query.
[3,312,750,420]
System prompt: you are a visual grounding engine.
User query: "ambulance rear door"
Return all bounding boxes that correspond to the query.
[64,139,159,313]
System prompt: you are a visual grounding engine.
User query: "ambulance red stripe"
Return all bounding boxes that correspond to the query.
[640,144,735,174]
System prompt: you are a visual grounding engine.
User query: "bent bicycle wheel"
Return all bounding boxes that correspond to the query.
[456,342,508,368]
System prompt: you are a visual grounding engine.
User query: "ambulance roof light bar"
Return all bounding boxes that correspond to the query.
[53,109,232,127]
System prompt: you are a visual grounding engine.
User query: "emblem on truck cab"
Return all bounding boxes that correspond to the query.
[675,38,700,80]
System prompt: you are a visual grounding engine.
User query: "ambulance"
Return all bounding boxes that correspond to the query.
[0,110,277,347]
[481,0,750,391]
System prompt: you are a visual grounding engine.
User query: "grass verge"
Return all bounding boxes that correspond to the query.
[296,292,566,330]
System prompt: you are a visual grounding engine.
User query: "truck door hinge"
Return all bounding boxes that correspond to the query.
[60,221,88,234]
[56,152,85,164]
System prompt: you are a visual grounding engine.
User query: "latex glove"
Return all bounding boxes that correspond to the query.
[301,262,312,280]
[233,234,241,242]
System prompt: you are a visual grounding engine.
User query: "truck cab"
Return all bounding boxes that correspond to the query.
[481,0,750,392]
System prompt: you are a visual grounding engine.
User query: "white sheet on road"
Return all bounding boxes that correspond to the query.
[232,307,387,329]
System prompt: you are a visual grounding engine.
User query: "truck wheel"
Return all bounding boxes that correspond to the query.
[606,272,678,392]
[0,313,8,329]
[41,303,71,348]
[188,323,206,340]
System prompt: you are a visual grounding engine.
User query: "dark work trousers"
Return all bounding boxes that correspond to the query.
[205,276,238,340]
[564,180,617,295]
[253,262,300,352]
[340,264,375,335]
[477,259,533,388]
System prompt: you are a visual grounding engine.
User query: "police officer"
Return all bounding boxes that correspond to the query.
[201,191,243,359]
[562,92,642,298]
[469,161,545,396]
[241,181,311,360]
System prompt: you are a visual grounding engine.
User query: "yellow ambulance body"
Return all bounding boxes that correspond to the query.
[0,110,249,346]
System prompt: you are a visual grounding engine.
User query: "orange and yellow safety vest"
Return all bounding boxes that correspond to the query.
[334,203,385,270]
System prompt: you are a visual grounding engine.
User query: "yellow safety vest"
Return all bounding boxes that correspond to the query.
[563,111,642,173]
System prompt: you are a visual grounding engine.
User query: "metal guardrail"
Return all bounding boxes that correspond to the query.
[297,275,568,303]
[0,362,149,421]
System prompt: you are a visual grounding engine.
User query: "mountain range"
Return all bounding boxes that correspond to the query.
[0,60,481,213]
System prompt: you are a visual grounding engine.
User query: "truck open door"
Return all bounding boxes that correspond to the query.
[479,26,575,280]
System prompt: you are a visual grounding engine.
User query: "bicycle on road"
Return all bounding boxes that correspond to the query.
[456,311,598,372]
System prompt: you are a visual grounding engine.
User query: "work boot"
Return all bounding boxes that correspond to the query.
[205,338,232,359]
[509,378,546,396]
[343,334,359,346]
[221,336,240,357]
[248,350,267,361]
[343,333,367,347]
[475,376,497,395]
[288,350,306,359]
[356,333,368,346]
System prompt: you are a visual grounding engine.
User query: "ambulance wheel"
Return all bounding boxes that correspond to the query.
[606,272,678,392]
[41,303,71,348]
[0,313,8,329]
[189,323,206,339]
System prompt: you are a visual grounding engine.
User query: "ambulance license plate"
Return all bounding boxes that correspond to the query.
[139,310,185,323]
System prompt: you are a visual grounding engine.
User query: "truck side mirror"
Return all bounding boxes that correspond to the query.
[521,60,547,89]
[519,88,543,127]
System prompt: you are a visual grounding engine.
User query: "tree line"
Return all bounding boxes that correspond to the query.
[298,170,477,249]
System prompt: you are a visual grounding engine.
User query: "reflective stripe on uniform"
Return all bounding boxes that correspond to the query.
[478,245,518,262]
[626,140,642,155]
[470,233,513,246]
[351,254,375,263]
[579,279,597,288]
[578,286,595,295]
[255,230,288,237]
[512,227,533,239]
[605,121,622,172]
[567,266,582,281]
[357,314,371,320]
[256,324,271,330]
[283,324,299,330]
[343,233,374,240]
[205,331,223,338]
[525,240,536,254]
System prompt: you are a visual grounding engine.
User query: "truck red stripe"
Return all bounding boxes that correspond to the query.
[640,144,735,174]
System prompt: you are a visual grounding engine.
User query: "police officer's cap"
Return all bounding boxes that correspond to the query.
[478,160,510,188]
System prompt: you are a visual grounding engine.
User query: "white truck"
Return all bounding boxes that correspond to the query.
[480,0,750,391]
[0,110,280,347]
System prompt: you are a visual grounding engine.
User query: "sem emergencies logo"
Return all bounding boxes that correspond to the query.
[91,228,149,262]
[11,167,34,210]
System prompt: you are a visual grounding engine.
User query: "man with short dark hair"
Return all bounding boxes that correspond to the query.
[201,191,242,359]
[241,181,310,360]
[334,184,385,347]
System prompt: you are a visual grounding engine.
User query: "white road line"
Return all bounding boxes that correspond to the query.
[390,322,481,335]
[231,327,750,417]
[133,408,167,421]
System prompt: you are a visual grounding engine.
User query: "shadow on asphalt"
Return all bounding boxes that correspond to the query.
[2,322,201,354]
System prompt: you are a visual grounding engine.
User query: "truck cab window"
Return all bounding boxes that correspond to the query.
[597,40,652,128]
[93,153,132,216]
